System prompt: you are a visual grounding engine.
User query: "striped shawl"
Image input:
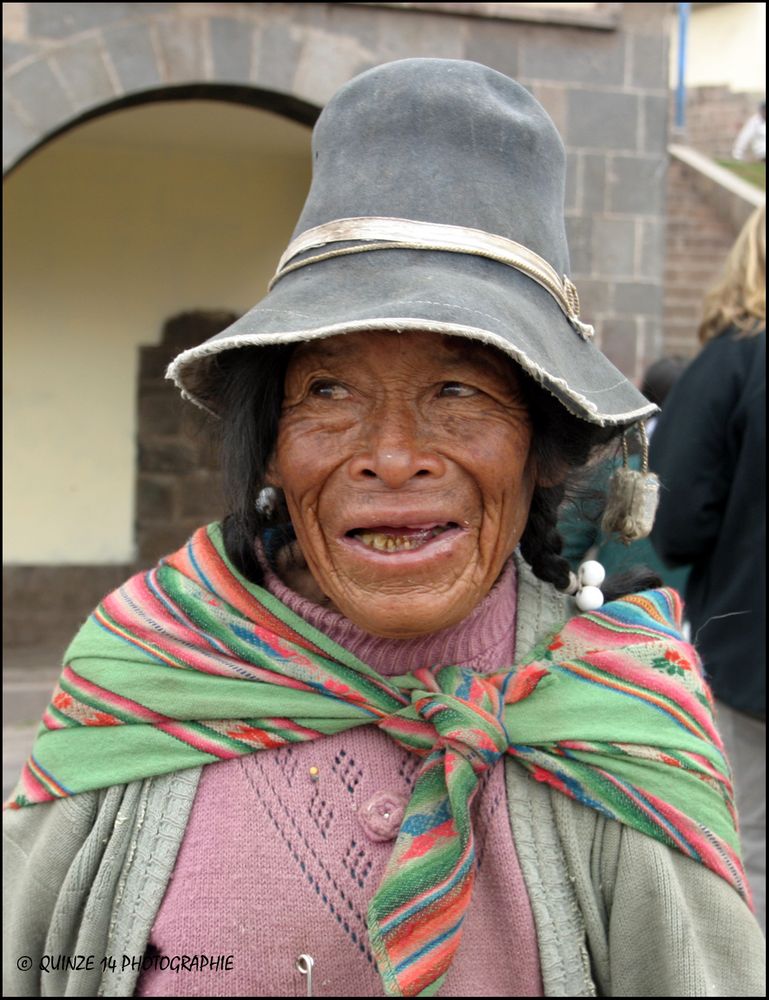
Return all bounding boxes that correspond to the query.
[6,523,748,997]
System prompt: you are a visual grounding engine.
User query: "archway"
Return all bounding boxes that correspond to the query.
[3,3,373,175]
[4,96,312,644]
[5,82,319,176]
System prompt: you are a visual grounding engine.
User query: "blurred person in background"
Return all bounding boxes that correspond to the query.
[651,203,766,931]
[732,101,766,163]
[559,356,691,597]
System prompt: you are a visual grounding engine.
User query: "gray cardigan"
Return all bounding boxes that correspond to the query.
[4,560,765,997]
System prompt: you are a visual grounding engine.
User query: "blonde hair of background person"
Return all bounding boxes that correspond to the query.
[699,203,766,344]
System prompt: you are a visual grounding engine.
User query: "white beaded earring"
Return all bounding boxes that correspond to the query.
[567,559,606,611]
[255,486,281,518]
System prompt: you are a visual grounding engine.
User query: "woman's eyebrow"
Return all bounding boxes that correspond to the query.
[296,339,508,381]
[292,340,349,365]
[437,346,510,380]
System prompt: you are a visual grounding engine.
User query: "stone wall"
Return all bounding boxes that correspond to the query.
[662,157,736,358]
[136,311,236,568]
[2,564,133,648]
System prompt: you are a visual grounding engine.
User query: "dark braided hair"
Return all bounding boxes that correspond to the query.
[207,342,659,601]
[514,372,661,602]
[208,344,294,584]
[520,485,570,591]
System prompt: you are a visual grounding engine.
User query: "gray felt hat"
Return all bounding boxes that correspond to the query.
[167,58,656,427]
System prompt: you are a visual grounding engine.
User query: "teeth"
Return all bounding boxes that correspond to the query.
[356,526,449,552]
[358,532,414,551]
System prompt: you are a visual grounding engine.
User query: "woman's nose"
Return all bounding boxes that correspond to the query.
[347,412,446,488]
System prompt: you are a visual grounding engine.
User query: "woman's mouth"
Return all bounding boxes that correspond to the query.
[346,523,460,553]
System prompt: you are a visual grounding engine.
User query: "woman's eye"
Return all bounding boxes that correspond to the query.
[309,380,350,400]
[438,382,478,398]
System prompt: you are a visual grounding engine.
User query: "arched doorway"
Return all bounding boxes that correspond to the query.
[4,96,313,644]
[3,2,360,175]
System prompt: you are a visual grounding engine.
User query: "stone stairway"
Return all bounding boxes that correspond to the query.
[663,156,738,359]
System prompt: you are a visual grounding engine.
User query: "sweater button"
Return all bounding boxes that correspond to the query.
[357,791,408,842]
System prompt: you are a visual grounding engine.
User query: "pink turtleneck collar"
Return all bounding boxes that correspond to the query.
[260,551,518,677]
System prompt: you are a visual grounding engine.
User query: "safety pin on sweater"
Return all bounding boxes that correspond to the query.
[296,954,314,997]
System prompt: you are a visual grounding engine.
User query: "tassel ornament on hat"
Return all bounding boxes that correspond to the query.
[602,421,661,545]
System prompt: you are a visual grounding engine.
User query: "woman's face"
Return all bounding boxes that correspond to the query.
[268,330,538,638]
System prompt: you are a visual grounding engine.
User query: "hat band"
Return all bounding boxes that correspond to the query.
[270,216,595,340]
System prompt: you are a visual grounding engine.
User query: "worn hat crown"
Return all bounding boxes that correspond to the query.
[167,58,655,427]
[293,59,567,267]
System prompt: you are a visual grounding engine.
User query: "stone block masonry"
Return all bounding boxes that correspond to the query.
[135,310,235,569]
[662,158,737,358]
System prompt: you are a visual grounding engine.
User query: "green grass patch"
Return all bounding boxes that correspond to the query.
[716,159,766,191]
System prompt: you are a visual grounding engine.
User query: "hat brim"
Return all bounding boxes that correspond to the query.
[167,248,657,427]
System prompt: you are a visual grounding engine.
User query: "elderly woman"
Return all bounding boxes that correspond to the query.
[4,60,765,998]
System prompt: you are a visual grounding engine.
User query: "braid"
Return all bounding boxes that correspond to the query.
[519,485,572,591]
[208,344,294,584]
[514,373,657,597]
[520,479,661,600]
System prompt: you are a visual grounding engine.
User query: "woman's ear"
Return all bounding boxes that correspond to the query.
[536,465,568,490]
[264,452,282,489]
[532,451,569,491]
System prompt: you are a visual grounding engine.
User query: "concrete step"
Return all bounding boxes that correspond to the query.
[4,678,57,727]
[3,646,63,799]
[3,681,59,801]
[4,724,39,801]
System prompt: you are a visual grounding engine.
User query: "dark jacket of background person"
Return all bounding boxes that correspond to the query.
[650,325,766,717]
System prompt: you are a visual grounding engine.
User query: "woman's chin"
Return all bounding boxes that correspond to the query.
[306,533,504,638]
[329,588,479,640]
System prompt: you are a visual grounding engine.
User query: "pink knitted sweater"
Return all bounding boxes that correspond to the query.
[136,559,543,997]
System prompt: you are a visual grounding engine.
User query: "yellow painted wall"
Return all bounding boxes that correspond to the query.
[3,101,311,564]
[670,2,766,92]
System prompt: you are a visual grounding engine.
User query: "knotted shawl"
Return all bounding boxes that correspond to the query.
[7,523,748,997]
